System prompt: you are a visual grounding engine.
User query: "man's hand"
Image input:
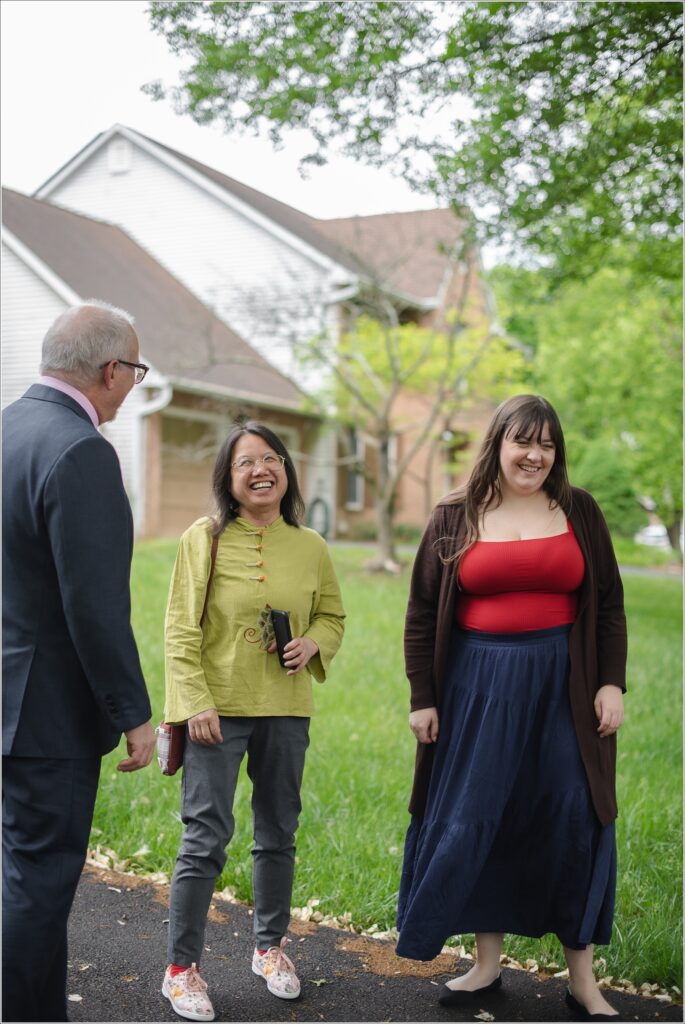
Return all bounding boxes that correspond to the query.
[409,707,439,744]
[594,684,625,738]
[117,719,156,771]
[188,708,222,746]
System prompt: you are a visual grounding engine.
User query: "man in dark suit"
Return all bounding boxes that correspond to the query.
[2,301,156,1022]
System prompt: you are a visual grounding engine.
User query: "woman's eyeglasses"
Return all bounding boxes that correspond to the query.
[231,454,286,472]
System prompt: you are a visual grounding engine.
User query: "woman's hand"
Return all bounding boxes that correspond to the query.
[594,685,625,738]
[268,636,319,675]
[188,708,222,745]
[409,707,439,744]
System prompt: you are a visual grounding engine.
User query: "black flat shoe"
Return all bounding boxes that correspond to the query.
[438,973,502,1006]
[565,988,619,1021]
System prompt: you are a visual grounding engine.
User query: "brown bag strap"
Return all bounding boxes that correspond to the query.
[200,534,219,627]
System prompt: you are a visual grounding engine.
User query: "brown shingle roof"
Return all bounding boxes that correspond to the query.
[2,188,305,410]
[140,133,466,304]
[317,208,465,304]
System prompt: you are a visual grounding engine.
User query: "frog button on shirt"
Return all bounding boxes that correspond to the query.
[163,516,345,725]
[246,527,266,582]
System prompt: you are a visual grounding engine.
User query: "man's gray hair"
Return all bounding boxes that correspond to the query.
[40,300,136,386]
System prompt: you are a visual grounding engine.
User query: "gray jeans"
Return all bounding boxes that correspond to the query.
[168,716,310,965]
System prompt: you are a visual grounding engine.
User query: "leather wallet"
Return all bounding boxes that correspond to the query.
[156,721,186,776]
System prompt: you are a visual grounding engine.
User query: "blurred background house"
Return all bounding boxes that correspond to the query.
[3,125,498,538]
[2,188,320,537]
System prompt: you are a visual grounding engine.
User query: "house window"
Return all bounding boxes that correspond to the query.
[345,427,365,511]
[108,139,132,175]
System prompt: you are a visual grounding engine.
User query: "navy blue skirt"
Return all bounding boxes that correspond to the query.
[396,625,616,960]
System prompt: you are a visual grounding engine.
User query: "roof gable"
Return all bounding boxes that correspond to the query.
[145,135,467,305]
[35,124,354,279]
[317,208,466,306]
[145,134,366,278]
[34,125,468,306]
[2,188,305,411]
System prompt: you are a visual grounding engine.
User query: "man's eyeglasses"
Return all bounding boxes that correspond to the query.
[100,358,150,384]
[231,454,286,472]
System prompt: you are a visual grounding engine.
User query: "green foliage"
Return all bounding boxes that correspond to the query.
[146,1,682,283]
[301,300,524,565]
[611,537,675,569]
[145,2,440,151]
[486,264,548,355]
[342,519,378,543]
[341,521,424,545]
[322,312,525,427]
[573,441,647,537]
[439,2,683,283]
[93,541,682,988]
[392,523,423,545]
[489,260,683,547]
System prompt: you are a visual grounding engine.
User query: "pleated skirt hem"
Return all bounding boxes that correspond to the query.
[396,626,616,961]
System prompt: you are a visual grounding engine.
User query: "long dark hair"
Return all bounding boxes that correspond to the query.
[442,394,572,570]
[210,421,305,537]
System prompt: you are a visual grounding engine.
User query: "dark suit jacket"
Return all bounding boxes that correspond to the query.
[2,384,151,758]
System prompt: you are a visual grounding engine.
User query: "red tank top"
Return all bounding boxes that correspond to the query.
[456,522,585,633]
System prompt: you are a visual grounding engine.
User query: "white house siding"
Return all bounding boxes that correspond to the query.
[1,243,68,408]
[99,384,146,526]
[2,241,145,521]
[46,138,337,381]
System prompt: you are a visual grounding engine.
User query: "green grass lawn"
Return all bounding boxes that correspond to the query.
[611,536,679,569]
[92,541,682,987]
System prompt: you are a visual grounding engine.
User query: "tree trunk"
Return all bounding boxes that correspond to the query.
[375,498,402,570]
[666,515,683,563]
[365,434,403,573]
[364,498,402,573]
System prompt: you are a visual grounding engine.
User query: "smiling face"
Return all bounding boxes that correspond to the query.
[498,420,556,498]
[229,432,289,525]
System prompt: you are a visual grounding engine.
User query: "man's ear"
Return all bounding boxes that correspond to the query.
[101,360,117,391]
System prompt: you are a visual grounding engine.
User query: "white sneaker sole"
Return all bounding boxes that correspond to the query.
[162,979,216,1022]
[251,961,301,1000]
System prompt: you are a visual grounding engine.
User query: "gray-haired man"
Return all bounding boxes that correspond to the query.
[2,301,155,1022]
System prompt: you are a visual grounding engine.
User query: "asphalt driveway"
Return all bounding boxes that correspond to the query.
[65,865,682,1024]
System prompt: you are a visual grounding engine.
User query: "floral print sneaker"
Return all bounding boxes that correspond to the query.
[251,937,301,1000]
[162,963,215,1021]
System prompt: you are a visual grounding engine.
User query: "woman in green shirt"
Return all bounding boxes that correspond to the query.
[161,422,345,1022]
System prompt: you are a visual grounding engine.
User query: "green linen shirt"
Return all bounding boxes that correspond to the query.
[164,516,345,723]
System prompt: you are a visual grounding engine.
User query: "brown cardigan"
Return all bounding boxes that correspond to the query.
[404,487,627,827]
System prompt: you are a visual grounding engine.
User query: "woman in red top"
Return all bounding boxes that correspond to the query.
[396,395,625,1021]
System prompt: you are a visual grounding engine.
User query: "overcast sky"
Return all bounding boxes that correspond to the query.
[1,0,442,220]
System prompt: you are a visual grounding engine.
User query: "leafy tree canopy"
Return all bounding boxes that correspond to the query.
[146,1,682,282]
[291,278,524,568]
[489,260,683,548]
[326,313,522,424]
[573,442,647,538]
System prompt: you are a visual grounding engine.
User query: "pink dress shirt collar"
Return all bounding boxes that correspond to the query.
[38,376,100,427]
